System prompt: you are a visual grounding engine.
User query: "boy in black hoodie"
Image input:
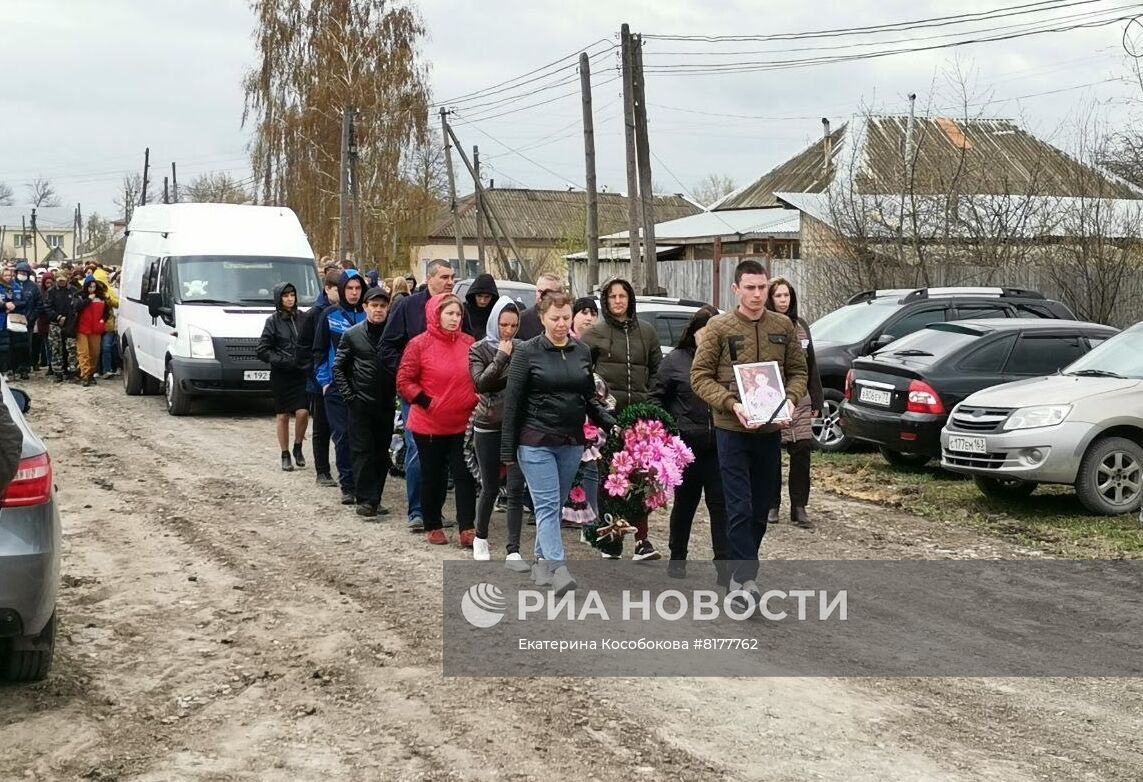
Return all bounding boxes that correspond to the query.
[461,273,499,340]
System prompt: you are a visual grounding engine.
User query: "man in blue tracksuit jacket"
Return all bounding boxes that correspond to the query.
[313,269,366,503]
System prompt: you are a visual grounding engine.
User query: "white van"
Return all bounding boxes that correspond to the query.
[118,203,321,415]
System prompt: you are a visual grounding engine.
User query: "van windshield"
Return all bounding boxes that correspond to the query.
[173,256,320,307]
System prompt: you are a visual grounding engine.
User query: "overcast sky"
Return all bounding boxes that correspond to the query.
[3,0,1140,220]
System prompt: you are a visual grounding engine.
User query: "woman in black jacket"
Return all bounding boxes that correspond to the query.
[256,282,310,471]
[650,305,730,584]
[501,292,615,596]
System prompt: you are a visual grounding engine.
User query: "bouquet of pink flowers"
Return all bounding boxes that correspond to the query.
[585,403,694,554]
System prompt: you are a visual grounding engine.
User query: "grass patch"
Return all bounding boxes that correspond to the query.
[813,451,1143,559]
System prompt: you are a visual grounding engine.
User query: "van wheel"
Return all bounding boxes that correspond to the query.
[814,389,852,452]
[1075,437,1143,515]
[2,610,56,682]
[164,363,193,416]
[879,447,931,468]
[122,343,144,396]
[973,475,1037,499]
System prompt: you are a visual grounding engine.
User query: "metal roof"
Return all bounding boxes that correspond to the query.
[426,188,702,242]
[720,116,1143,210]
[601,207,800,243]
[565,245,681,261]
[0,206,75,230]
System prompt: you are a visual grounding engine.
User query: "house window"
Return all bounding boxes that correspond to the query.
[12,234,31,248]
[47,235,63,248]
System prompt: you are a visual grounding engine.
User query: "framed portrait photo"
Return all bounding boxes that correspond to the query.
[733,361,790,425]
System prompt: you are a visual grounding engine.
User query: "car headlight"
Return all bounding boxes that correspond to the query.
[187,325,215,359]
[1003,405,1071,431]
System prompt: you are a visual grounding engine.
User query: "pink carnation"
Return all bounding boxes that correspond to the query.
[583,422,601,442]
[568,485,587,504]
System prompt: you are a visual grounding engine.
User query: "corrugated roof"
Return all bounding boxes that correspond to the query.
[565,245,680,260]
[427,188,702,242]
[721,116,1143,210]
[602,207,800,243]
[0,206,75,230]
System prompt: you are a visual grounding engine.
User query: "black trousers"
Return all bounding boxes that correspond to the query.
[772,438,814,510]
[414,433,476,532]
[348,395,395,507]
[473,429,524,554]
[668,442,729,565]
[309,391,331,476]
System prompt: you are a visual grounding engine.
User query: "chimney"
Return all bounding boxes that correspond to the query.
[489,179,494,189]
[821,118,832,176]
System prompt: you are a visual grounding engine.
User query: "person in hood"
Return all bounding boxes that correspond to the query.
[314,270,367,503]
[43,269,80,382]
[461,273,499,340]
[93,267,120,378]
[8,261,43,379]
[257,282,311,472]
[396,293,478,547]
[381,259,455,531]
[75,276,110,387]
[467,295,528,568]
[299,270,342,486]
[332,287,395,519]
[580,277,663,561]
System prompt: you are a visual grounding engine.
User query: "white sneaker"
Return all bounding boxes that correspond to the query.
[472,537,491,561]
[504,552,530,573]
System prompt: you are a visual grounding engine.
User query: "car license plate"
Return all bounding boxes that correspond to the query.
[244,370,270,382]
[948,435,987,454]
[858,387,892,406]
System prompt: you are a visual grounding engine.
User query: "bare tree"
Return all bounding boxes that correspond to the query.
[184,172,252,204]
[26,176,61,207]
[115,173,144,223]
[0,182,13,206]
[80,213,112,254]
[691,173,737,207]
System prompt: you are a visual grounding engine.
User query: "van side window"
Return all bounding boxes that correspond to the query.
[141,257,161,299]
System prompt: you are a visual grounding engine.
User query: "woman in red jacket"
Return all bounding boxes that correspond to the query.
[76,276,110,387]
[397,293,479,547]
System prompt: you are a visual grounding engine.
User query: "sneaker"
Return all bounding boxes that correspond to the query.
[531,560,553,586]
[472,537,491,561]
[376,505,392,517]
[504,553,530,573]
[458,530,476,549]
[92,372,103,380]
[667,560,687,579]
[632,539,661,561]
[316,473,338,487]
[292,444,306,469]
[356,503,377,518]
[426,529,448,545]
[600,551,620,560]
[281,452,294,472]
[767,506,780,524]
[551,565,577,597]
[728,578,762,613]
[339,491,355,505]
[408,516,425,533]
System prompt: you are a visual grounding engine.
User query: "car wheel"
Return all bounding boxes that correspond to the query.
[1,610,56,682]
[1075,437,1143,516]
[813,390,852,452]
[122,342,144,396]
[164,363,193,416]
[973,475,1038,499]
[879,447,931,468]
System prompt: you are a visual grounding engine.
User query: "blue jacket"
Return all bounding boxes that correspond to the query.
[11,262,42,328]
[300,288,331,394]
[379,287,431,376]
[313,270,366,389]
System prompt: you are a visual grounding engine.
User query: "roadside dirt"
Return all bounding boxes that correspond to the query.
[3,376,1141,781]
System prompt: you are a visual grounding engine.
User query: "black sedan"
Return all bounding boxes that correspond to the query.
[839,319,1118,466]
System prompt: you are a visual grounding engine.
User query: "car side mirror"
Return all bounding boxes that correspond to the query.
[10,388,30,414]
[872,334,896,350]
[147,291,165,319]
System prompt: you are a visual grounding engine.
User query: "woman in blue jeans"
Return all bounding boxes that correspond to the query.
[501,291,615,596]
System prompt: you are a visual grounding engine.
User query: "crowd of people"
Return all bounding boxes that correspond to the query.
[257,257,823,600]
[0,259,120,387]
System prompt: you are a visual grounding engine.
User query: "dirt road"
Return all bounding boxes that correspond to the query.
[5,378,1142,781]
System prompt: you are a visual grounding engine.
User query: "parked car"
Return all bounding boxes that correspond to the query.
[841,319,1117,467]
[633,296,713,354]
[940,322,1143,515]
[453,278,536,311]
[811,286,1077,452]
[0,382,59,682]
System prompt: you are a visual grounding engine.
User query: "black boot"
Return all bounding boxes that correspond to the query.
[791,507,813,529]
[292,443,306,469]
[280,451,294,471]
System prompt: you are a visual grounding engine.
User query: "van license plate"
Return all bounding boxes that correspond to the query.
[858,387,892,406]
[244,370,270,382]
[948,435,987,454]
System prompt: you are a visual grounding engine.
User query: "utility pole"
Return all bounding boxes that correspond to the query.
[72,205,79,258]
[349,109,364,266]
[441,108,466,273]
[77,203,83,257]
[632,34,659,295]
[338,105,352,264]
[21,216,27,263]
[580,51,601,292]
[30,209,39,265]
[163,176,170,205]
[171,162,179,203]
[473,145,486,272]
[141,147,150,206]
[620,24,642,292]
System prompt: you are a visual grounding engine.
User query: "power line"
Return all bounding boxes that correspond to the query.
[450,116,586,189]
